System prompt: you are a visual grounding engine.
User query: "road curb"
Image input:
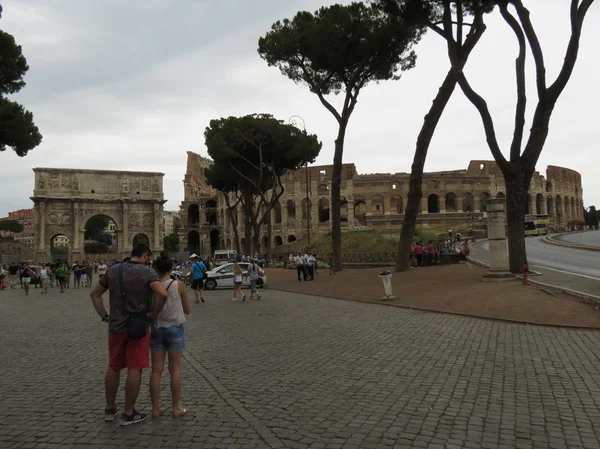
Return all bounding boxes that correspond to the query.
[543,232,600,252]
[468,251,600,306]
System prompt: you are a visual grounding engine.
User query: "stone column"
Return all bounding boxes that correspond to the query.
[153,202,161,252]
[38,201,46,252]
[122,202,129,259]
[420,197,428,214]
[384,197,391,215]
[347,197,355,229]
[528,195,535,215]
[473,195,481,213]
[482,199,514,281]
[540,198,548,215]
[455,197,464,213]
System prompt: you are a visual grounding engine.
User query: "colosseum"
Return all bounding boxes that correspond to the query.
[178,151,584,256]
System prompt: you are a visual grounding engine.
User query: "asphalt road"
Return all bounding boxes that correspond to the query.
[471,234,600,297]
[557,229,600,248]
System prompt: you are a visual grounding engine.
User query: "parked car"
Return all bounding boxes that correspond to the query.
[203,262,267,290]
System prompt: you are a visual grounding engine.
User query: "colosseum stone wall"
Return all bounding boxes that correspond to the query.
[178,152,584,255]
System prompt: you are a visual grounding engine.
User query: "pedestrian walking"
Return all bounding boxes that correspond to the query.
[8,262,18,289]
[90,244,168,426]
[73,261,82,289]
[85,262,94,287]
[190,256,207,303]
[245,259,261,300]
[232,262,245,301]
[56,262,68,292]
[328,252,335,275]
[21,264,33,296]
[40,263,49,294]
[149,251,190,419]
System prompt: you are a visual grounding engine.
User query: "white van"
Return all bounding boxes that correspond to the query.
[213,249,237,266]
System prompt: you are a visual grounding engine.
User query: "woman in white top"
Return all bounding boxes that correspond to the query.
[232,262,245,301]
[149,251,191,418]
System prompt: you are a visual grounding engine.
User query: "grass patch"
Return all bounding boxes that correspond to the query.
[275,226,450,255]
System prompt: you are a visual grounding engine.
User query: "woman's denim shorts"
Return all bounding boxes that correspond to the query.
[151,324,185,352]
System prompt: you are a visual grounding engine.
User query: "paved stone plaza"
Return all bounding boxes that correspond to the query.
[2,284,600,449]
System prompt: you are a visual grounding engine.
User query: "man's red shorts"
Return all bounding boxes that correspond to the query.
[108,331,150,371]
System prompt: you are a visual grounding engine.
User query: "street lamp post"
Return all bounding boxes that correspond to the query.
[289,115,310,246]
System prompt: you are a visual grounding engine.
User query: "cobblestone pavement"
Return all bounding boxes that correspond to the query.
[2,282,600,449]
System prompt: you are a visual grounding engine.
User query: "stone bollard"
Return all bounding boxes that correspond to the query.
[482,199,515,282]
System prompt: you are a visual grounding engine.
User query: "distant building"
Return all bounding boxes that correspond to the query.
[53,236,69,247]
[178,151,585,256]
[163,211,181,236]
[1,208,35,249]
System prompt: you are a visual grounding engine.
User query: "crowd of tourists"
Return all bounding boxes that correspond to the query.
[0,260,109,294]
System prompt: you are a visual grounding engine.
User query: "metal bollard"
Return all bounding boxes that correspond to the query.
[522,265,529,285]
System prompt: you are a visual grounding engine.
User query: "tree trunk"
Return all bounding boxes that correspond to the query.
[243,200,253,255]
[503,169,533,273]
[396,70,458,271]
[266,211,272,266]
[252,223,261,256]
[331,123,348,272]
[223,195,241,254]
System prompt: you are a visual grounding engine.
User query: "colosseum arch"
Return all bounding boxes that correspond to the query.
[32,168,165,262]
[536,193,545,215]
[445,193,457,212]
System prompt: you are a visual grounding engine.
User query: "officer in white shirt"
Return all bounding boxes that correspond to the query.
[306,252,316,280]
[294,253,306,281]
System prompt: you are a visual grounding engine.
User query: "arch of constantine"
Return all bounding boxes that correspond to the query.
[32,168,165,262]
[179,152,584,256]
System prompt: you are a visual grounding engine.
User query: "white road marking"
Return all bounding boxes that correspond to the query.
[533,265,600,282]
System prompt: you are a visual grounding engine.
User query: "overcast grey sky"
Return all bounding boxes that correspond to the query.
[1,0,598,216]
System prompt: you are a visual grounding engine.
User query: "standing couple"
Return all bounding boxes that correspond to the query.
[90,245,191,426]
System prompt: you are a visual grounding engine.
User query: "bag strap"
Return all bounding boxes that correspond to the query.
[167,279,176,292]
[118,263,128,317]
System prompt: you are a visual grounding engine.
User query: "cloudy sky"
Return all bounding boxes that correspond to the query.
[1,0,598,217]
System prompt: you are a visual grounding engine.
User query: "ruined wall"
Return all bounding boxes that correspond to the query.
[179,154,585,255]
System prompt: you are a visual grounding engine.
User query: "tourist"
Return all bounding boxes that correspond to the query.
[17,261,23,288]
[232,262,245,301]
[98,261,108,281]
[307,252,316,280]
[40,263,49,294]
[427,241,435,266]
[190,255,207,304]
[8,262,18,289]
[80,262,88,287]
[294,252,305,281]
[21,264,33,295]
[65,263,71,289]
[47,264,56,288]
[85,262,94,287]
[245,258,262,300]
[414,241,423,266]
[0,265,6,290]
[89,243,168,426]
[328,252,335,275]
[56,262,68,293]
[149,251,190,419]
[73,261,81,288]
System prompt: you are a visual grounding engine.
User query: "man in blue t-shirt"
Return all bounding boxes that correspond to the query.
[190,256,207,304]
